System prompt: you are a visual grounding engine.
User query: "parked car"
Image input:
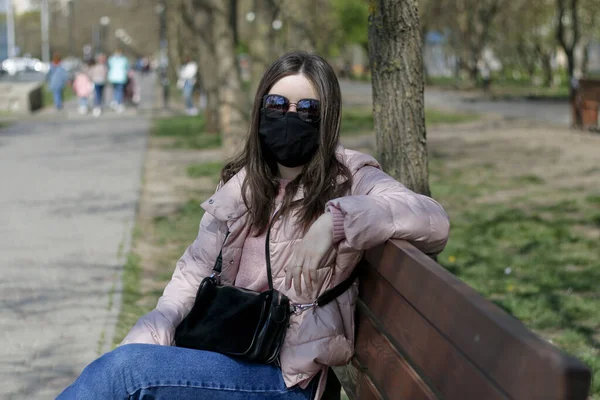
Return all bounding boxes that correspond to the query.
[26,57,50,74]
[2,57,28,75]
[1,56,50,76]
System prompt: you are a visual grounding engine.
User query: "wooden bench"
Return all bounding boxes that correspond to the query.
[327,239,592,400]
[574,78,600,130]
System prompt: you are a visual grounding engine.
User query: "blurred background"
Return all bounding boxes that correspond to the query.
[0,1,598,399]
[0,0,599,104]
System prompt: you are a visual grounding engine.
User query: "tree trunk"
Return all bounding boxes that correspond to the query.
[566,48,575,96]
[582,42,589,76]
[198,36,220,135]
[541,53,553,88]
[420,25,431,85]
[167,4,184,82]
[278,0,316,52]
[556,0,580,98]
[249,0,274,101]
[368,0,430,196]
[469,65,479,86]
[211,0,248,158]
[183,0,220,134]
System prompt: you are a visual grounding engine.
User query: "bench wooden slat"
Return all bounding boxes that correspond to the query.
[359,264,508,400]
[579,79,600,100]
[364,240,592,400]
[356,372,384,400]
[354,304,439,399]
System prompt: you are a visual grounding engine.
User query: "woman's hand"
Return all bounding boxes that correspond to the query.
[286,212,333,297]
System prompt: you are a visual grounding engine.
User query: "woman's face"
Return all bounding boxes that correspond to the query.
[267,74,319,111]
[263,73,320,178]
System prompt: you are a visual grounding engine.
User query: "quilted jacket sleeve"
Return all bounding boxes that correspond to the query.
[120,211,219,346]
[326,165,450,256]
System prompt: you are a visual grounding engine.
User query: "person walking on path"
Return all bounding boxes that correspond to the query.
[57,51,450,400]
[177,57,199,115]
[88,53,108,117]
[46,53,69,111]
[72,61,94,115]
[108,48,129,113]
[125,69,141,108]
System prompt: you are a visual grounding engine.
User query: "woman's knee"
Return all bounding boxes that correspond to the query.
[87,344,147,378]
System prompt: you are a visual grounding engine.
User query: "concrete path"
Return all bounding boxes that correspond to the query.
[0,73,155,399]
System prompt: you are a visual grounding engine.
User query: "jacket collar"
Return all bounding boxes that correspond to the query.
[201,168,248,222]
[201,145,380,222]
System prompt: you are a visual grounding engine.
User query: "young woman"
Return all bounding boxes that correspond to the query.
[88,53,108,117]
[58,51,450,400]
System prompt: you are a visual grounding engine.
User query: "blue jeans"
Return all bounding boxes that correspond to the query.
[183,80,194,109]
[94,84,105,107]
[113,83,125,105]
[57,344,317,399]
[52,88,63,110]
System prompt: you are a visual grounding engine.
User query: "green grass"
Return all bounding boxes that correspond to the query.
[187,161,224,181]
[427,75,462,87]
[112,252,144,346]
[154,200,207,247]
[489,85,569,101]
[152,115,221,149]
[431,157,600,398]
[341,107,377,135]
[144,200,209,303]
[426,74,570,100]
[340,107,480,136]
[513,174,546,185]
[426,109,481,125]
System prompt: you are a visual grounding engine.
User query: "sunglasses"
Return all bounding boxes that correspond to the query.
[262,94,320,123]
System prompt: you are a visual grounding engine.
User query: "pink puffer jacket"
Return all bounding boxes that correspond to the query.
[121,146,450,399]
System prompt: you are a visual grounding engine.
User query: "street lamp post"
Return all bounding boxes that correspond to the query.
[7,0,16,58]
[68,0,75,56]
[100,16,111,54]
[41,0,50,64]
[156,3,169,109]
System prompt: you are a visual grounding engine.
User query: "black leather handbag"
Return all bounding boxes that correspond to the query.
[174,229,360,364]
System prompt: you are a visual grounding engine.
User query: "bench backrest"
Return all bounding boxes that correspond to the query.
[579,79,600,101]
[333,240,592,400]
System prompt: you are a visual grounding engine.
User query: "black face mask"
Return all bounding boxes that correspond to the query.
[258,111,320,168]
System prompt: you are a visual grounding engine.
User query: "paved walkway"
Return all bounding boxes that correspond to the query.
[0,74,155,399]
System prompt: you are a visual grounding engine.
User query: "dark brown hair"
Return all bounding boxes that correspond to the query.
[222,51,352,235]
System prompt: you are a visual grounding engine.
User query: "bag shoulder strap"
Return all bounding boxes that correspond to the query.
[212,231,231,275]
[314,260,363,307]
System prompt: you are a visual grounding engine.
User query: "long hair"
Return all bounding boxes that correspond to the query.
[221,51,352,235]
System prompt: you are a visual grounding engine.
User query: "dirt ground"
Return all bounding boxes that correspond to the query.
[345,117,600,206]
